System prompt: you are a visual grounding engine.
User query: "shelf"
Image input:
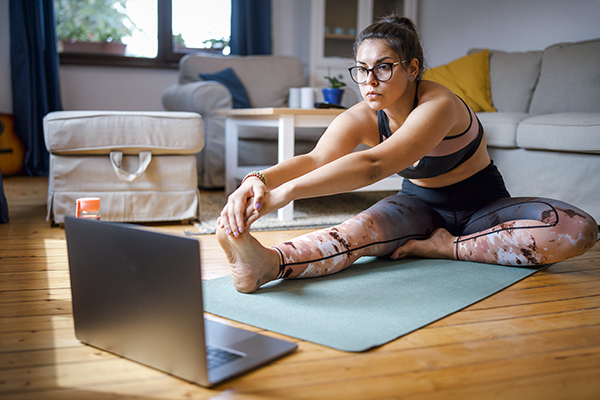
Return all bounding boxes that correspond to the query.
[324,33,356,40]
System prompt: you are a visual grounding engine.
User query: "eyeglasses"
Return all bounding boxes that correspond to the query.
[348,62,403,84]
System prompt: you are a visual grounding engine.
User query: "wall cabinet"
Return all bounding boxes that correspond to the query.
[309,0,418,88]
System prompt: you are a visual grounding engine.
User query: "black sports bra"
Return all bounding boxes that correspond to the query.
[378,82,484,179]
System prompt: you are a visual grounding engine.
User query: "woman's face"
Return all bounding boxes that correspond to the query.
[355,39,410,111]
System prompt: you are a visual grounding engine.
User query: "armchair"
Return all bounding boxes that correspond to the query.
[162,53,310,188]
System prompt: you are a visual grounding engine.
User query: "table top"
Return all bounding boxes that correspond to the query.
[216,107,346,117]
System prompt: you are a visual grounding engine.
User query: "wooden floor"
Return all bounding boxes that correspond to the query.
[1,176,599,400]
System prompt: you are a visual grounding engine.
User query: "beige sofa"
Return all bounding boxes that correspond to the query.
[475,38,600,221]
[162,54,306,188]
[162,53,360,189]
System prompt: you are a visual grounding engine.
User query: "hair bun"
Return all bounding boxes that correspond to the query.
[378,14,418,33]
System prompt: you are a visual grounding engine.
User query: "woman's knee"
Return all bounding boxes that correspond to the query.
[459,197,598,265]
[551,202,598,257]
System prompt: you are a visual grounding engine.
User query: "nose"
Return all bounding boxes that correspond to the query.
[365,69,379,86]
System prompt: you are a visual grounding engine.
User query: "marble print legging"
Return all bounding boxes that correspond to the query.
[273,194,598,280]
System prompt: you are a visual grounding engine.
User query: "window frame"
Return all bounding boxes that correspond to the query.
[58,0,206,69]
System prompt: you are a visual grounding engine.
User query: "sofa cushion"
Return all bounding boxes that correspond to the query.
[423,49,496,113]
[529,38,600,114]
[488,50,542,113]
[477,112,530,148]
[179,54,306,108]
[516,113,600,154]
[200,68,251,108]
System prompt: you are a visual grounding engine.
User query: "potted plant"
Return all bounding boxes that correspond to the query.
[55,0,136,55]
[323,76,346,105]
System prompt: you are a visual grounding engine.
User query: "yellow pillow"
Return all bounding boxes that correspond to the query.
[423,49,496,113]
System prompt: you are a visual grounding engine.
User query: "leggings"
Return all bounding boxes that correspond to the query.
[273,163,598,279]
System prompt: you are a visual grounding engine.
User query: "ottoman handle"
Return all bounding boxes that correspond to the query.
[110,151,152,182]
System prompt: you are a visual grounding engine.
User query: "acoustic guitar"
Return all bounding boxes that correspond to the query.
[0,113,25,175]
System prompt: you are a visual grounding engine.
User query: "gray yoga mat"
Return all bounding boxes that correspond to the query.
[202,257,542,352]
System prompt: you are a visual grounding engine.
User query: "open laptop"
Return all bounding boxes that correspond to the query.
[64,216,297,387]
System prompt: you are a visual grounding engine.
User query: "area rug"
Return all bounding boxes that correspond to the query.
[186,191,393,235]
[202,257,542,352]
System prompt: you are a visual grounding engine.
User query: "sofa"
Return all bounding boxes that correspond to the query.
[162,53,359,189]
[471,38,600,222]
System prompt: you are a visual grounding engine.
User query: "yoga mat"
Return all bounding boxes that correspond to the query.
[202,257,542,352]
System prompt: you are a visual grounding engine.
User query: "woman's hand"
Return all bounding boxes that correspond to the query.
[218,181,293,236]
[218,177,266,236]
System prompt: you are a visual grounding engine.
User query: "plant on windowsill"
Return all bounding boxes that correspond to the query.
[323,76,347,105]
[55,0,137,56]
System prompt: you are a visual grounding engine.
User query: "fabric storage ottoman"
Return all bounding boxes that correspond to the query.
[43,111,204,224]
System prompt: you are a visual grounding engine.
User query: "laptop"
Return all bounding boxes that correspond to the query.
[64,216,297,387]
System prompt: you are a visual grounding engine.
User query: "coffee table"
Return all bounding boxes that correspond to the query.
[218,108,402,221]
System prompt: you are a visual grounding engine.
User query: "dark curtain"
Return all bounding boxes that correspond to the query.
[9,0,62,176]
[0,169,8,223]
[230,0,272,55]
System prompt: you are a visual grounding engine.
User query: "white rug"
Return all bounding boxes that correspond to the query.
[185,191,394,235]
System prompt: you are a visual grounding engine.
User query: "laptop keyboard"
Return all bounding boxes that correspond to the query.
[206,345,244,370]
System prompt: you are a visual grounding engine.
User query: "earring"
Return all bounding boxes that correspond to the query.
[409,75,415,81]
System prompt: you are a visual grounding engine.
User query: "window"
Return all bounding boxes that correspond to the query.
[56,0,232,68]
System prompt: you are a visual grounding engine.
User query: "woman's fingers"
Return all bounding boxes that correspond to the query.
[219,179,269,236]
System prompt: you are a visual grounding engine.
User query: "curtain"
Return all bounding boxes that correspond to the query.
[230,0,272,55]
[0,172,8,223]
[9,0,62,176]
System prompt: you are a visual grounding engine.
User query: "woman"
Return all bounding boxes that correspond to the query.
[217,15,598,293]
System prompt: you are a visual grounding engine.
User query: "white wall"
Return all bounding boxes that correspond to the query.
[272,0,312,79]
[418,0,600,67]
[1,0,599,113]
[59,65,178,111]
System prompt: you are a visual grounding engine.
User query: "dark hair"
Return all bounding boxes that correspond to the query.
[354,15,425,81]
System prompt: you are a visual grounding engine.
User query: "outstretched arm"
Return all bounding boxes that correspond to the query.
[220,83,463,235]
[218,105,370,235]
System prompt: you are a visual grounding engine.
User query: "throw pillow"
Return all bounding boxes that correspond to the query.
[529,38,600,114]
[199,68,251,109]
[423,49,496,113]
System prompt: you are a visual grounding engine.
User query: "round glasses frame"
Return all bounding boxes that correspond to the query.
[348,61,404,84]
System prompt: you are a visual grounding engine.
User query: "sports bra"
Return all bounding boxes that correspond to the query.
[378,82,484,179]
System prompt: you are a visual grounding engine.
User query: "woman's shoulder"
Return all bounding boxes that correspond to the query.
[417,80,474,136]
[416,80,467,116]
[338,100,378,126]
[326,101,380,146]
[418,80,456,101]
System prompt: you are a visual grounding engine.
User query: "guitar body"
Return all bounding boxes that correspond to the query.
[0,113,25,175]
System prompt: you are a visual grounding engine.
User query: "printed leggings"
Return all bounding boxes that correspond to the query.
[273,164,598,279]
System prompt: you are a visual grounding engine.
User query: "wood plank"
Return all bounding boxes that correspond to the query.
[434,293,600,327]
[0,314,73,335]
[0,288,71,304]
[0,271,71,292]
[467,279,600,309]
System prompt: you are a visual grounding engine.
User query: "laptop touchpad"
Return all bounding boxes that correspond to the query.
[204,319,256,346]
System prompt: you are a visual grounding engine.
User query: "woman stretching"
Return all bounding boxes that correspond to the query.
[217,15,598,293]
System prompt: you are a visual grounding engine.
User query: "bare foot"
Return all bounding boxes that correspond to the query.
[391,228,457,260]
[216,227,281,293]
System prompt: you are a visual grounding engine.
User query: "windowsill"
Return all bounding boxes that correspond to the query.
[58,53,182,69]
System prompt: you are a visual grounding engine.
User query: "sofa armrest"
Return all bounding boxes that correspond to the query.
[162,81,233,115]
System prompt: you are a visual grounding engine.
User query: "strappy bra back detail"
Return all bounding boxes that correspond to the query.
[378,83,484,179]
